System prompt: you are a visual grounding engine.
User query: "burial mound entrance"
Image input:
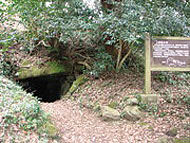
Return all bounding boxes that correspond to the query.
[19,73,74,102]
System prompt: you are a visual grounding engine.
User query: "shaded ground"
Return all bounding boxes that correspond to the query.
[41,72,190,143]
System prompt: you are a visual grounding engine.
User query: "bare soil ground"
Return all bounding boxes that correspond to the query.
[41,72,190,143]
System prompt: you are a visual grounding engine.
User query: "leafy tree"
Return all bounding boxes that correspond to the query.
[100,0,190,71]
[1,0,190,75]
[1,0,103,74]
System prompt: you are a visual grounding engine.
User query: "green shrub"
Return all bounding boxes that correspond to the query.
[1,0,190,76]
[100,0,190,72]
[154,71,190,86]
[86,50,115,77]
[0,75,53,142]
[1,0,100,56]
[0,51,18,78]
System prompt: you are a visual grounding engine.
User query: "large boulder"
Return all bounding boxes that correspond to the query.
[100,106,120,121]
[122,106,145,121]
[18,60,73,79]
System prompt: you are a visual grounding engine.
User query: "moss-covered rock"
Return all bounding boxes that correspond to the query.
[43,122,58,137]
[18,60,73,79]
[122,106,145,121]
[69,74,88,94]
[165,128,178,137]
[100,106,120,121]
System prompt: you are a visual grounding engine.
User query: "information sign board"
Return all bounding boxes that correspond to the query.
[151,38,190,68]
[145,36,190,94]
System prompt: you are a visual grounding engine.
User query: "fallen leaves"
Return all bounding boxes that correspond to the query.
[41,72,190,143]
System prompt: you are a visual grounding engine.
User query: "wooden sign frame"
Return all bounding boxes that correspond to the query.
[145,35,190,94]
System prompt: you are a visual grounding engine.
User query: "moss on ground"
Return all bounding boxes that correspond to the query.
[173,138,190,143]
[69,74,88,94]
[47,61,72,74]
[43,122,58,137]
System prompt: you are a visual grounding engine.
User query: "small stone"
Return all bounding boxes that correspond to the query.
[100,106,120,121]
[165,128,178,137]
[126,98,139,105]
[79,97,93,109]
[122,106,145,121]
[157,136,169,143]
[185,111,190,117]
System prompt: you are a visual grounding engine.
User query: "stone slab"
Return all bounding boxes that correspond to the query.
[139,94,159,104]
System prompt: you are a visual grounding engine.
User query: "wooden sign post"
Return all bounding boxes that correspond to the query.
[145,35,190,94]
[145,34,151,94]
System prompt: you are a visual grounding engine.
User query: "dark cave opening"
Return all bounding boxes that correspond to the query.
[19,73,72,102]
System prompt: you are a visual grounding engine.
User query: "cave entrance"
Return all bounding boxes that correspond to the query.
[19,73,74,102]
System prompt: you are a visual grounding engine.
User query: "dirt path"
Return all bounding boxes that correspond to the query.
[40,73,190,143]
[41,99,182,143]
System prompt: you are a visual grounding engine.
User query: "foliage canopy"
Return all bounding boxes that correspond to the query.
[0,0,190,75]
